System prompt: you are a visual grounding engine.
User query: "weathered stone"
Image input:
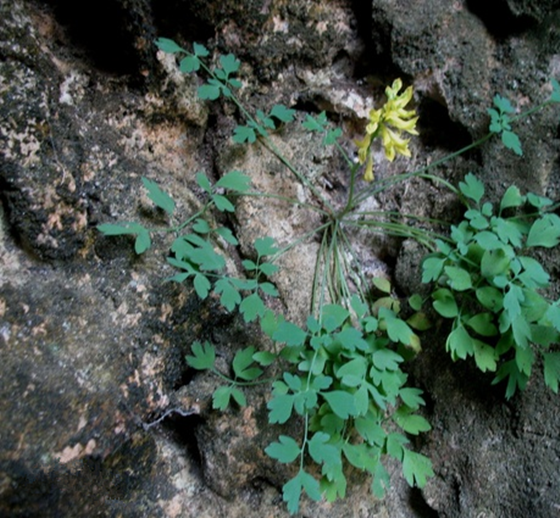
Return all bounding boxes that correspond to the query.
[2,0,560,517]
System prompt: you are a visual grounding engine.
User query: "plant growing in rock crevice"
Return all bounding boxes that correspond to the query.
[98,38,560,514]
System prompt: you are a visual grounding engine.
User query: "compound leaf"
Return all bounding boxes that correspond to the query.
[343,443,375,470]
[239,292,266,322]
[195,172,212,193]
[446,325,474,360]
[481,248,510,278]
[527,192,553,209]
[500,185,524,211]
[186,341,215,370]
[231,387,247,407]
[421,256,446,283]
[212,386,232,410]
[212,194,235,212]
[543,352,560,393]
[492,360,529,399]
[372,349,403,371]
[504,284,525,322]
[321,304,350,333]
[268,393,295,424]
[323,391,357,419]
[355,415,385,445]
[515,342,534,375]
[215,226,238,245]
[214,278,241,312]
[399,388,425,410]
[379,309,413,345]
[179,55,200,73]
[473,339,498,372]
[518,256,550,288]
[545,303,560,332]
[372,460,390,498]
[393,407,431,435]
[323,128,343,145]
[265,435,301,463]
[259,262,279,276]
[493,94,515,114]
[141,177,175,214]
[155,37,183,54]
[259,282,279,297]
[308,432,341,468]
[216,170,251,192]
[501,130,522,156]
[402,450,434,488]
[193,42,209,57]
[232,125,257,144]
[135,230,151,254]
[233,346,263,381]
[97,222,145,236]
[273,321,307,346]
[198,83,221,100]
[432,288,458,318]
[444,266,472,291]
[336,358,366,387]
[282,469,322,516]
[254,236,279,256]
[192,218,211,234]
[386,432,408,461]
[459,173,485,204]
[253,351,276,366]
[302,112,327,132]
[219,53,240,76]
[270,104,296,123]
[467,313,498,337]
[193,273,210,299]
[476,286,504,312]
[526,214,560,248]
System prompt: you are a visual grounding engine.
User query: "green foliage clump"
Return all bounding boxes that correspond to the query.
[422,173,560,397]
[97,37,560,514]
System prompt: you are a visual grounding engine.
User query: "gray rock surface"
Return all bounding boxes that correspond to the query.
[1,0,560,516]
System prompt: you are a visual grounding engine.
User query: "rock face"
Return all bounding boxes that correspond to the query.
[1,1,560,517]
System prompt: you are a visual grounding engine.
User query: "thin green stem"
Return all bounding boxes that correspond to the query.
[194,49,335,214]
[310,224,333,316]
[341,219,438,250]
[350,209,450,228]
[331,228,354,305]
[349,134,492,210]
[323,220,341,311]
[299,347,321,471]
[230,191,330,216]
[260,136,335,214]
[271,222,331,262]
[210,368,276,386]
[511,100,554,124]
[335,140,356,170]
[335,227,370,303]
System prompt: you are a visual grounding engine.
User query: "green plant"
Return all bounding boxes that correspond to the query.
[422,173,560,397]
[97,38,560,514]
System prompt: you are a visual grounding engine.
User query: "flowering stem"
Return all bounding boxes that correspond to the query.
[350,133,492,210]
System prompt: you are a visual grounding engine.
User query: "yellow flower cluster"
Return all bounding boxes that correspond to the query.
[356,79,419,181]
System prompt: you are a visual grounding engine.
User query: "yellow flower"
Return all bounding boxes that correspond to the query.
[356,78,418,181]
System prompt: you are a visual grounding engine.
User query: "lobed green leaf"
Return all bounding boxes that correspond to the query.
[155,38,183,54]
[216,170,251,192]
[543,352,560,393]
[265,435,301,464]
[459,173,485,204]
[526,214,560,248]
[402,450,434,488]
[186,341,215,370]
